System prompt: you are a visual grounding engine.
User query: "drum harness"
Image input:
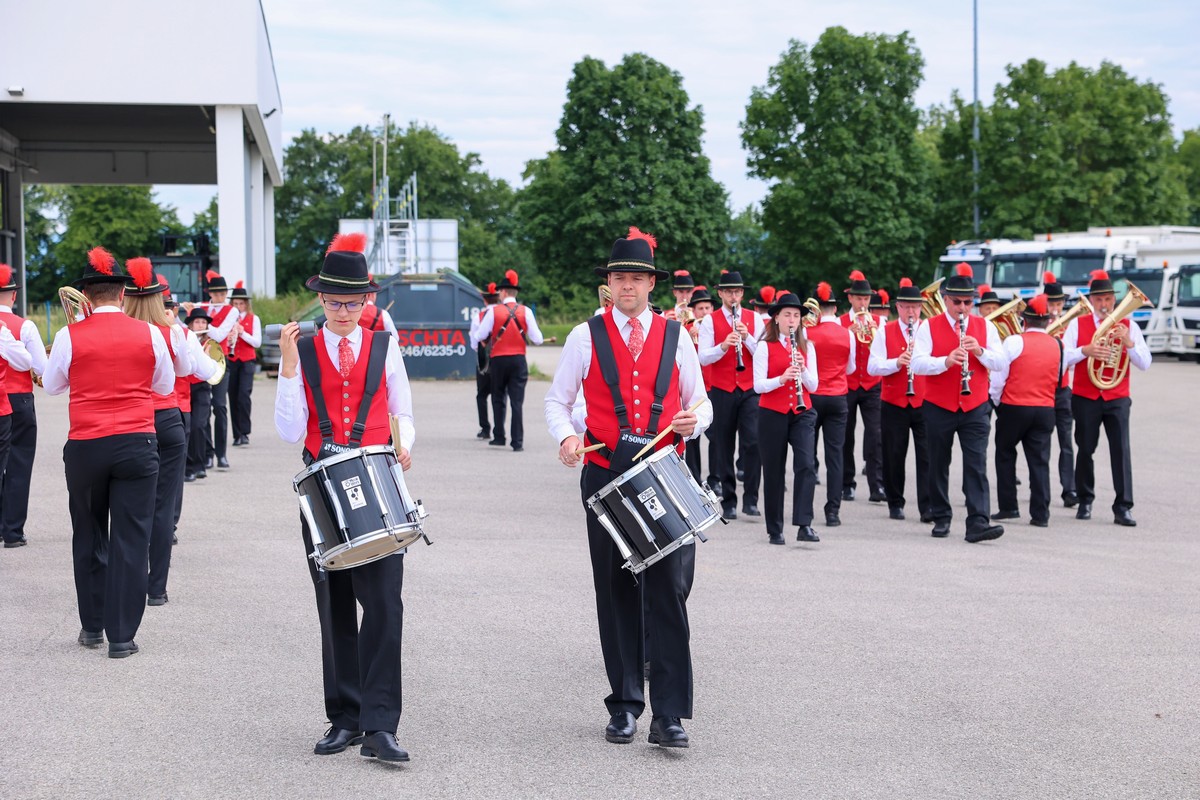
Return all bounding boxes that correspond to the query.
[478,303,527,377]
[583,315,681,474]
[298,330,391,465]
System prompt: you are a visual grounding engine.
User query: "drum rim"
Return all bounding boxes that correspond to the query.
[314,524,424,570]
[584,445,683,509]
[292,444,399,486]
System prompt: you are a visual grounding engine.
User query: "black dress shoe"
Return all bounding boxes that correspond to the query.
[648,716,689,748]
[1113,509,1137,527]
[1030,518,1048,528]
[488,439,506,447]
[842,487,856,501]
[992,510,1020,521]
[868,492,887,503]
[511,445,523,452]
[183,472,196,483]
[889,508,905,521]
[722,508,737,521]
[172,532,178,545]
[920,513,935,524]
[476,428,490,439]
[1076,502,1092,520]
[796,526,820,543]
[315,726,365,755]
[768,533,785,545]
[147,594,168,607]
[742,504,761,517]
[205,457,214,470]
[108,640,139,659]
[824,514,841,527]
[195,470,207,479]
[605,711,637,744]
[1063,491,1079,508]
[3,536,27,548]
[231,437,243,447]
[931,520,951,538]
[78,629,104,647]
[360,732,410,764]
[217,457,230,470]
[966,525,1004,543]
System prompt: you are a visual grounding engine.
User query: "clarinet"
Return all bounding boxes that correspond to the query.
[958,312,973,395]
[905,320,916,397]
[732,303,746,372]
[790,327,807,413]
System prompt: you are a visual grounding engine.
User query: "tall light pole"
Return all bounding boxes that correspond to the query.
[972,0,981,237]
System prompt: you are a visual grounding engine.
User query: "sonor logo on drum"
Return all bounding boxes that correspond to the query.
[637,487,668,522]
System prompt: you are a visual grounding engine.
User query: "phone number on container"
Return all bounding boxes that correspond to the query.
[399,344,467,358]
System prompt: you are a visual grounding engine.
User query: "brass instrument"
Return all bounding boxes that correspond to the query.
[905,320,916,397]
[1045,295,1094,338]
[227,312,242,353]
[986,298,1027,340]
[676,305,693,327]
[920,279,946,320]
[802,297,821,327]
[59,286,92,323]
[789,327,807,413]
[199,332,227,386]
[852,310,877,344]
[1087,281,1149,391]
[958,312,973,395]
[731,303,746,372]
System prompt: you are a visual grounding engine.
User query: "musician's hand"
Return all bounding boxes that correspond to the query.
[946,347,968,367]
[1082,342,1111,360]
[396,446,412,471]
[559,435,582,468]
[721,332,741,350]
[279,321,301,378]
[1116,329,1134,349]
[734,321,749,338]
[961,335,981,353]
[670,408,698,439]
[897,350,912,367]
[781,365,801,382]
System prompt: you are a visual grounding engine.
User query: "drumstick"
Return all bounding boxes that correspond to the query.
[631,399,706,463]
[573,442,605,457]
[389,414,404,458]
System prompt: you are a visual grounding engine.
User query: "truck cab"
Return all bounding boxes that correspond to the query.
[1042,234,1145,302]
[937,240,1045,299]
[1169,264,1200,358]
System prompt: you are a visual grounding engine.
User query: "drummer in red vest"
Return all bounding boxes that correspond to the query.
[0,263,46,548]
[807,282,855,527]
[867,278,931,523]
[988,294,1062,527]
[471,269,544,451]
[753,291,819,545]
[274,231,416,764]
[1060,270,1150,527]
[839,270,887,504]
[470,281,500,439]
[42,247,175,657]
[1043,272,1078,508]
[666,270,695,320]
[910,263,1007,542]
[545,226,711,749]
[227,281,262,447]
[697,270,760,520]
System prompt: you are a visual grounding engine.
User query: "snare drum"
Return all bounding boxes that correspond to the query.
[293,445,429,571]
[586,446,724,574]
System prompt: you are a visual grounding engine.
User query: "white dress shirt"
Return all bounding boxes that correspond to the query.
[868,319,919,377]
[165,324,193,379]
[468,303,494,351]
[42,306,175,396]
[0,322,32,375]
[815,315,857,375]
[0,304,47,378]
[544,306,712,444]
[911,310,1005,376]
[1060,313,1152,372]
[274,325,415,450]
[471,298,544,348]
[204,302,240,342]
[753,337,818,394]
[697,305,759,365]
[988,328,1064,404]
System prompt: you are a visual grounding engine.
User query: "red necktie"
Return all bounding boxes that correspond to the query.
[338,337,354,379]
[628,317,644,361]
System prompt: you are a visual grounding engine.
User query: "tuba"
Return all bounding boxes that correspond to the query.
[1087,282,1149,391]
[986,298,1026,340]
[920,279,946,320]
[1045,295,1093,339]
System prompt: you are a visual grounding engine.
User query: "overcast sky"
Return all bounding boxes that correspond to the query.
[159,0,1200,224]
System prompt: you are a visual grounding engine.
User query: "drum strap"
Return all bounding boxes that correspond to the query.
[648,320,681,436]
[298,332,390,448]
[298,337,334,443]
[349,331,390,447]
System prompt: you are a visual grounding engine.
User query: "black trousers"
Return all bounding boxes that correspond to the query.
[227,359,255,439]
[1072,394,1134,513]
[149,409,187,597]
[64,434,159,643]
[881,402,931,516]
[206,370,229,459]
[1,393,34,544]
[489,354,527,447]
[810,394,847,517]
[844,385,883,494]
[188,384,212,473]
[923,403,992,532]
[709,387,761,511]
[582,463,693,719]
[475,368,491,434]
[1054,386,1076,498]
[175,410,191,527]
[995,404,1055,522]
[758,407,817,534]
[301,522,405,734]
[684,438,702,484]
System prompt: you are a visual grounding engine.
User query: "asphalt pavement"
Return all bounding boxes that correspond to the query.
[1,351,1197,799]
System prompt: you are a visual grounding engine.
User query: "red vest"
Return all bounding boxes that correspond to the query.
[152,324,180,411]
[175,376,192,412]
[230,313,257,362]
[758,339,811,414]
[1002,332,1060,407]
[358,304,384,332]
[0,310,32,394]
[302,330,392,460]
[924,314,989,412]
[67,312,157,440]
[1072,314,1131,401]
[582,312,683,469]
[490,303,528,357]
[1050,323,1071,388]
[207,305,235,354]
[879,320,925,408]
[709,308,756,392]
[808,321,851,396]
[840,312,882,390]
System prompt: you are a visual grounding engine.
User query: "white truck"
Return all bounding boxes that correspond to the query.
[1110,238,1200,354]
[937,239,1046,298]
[1168,264,1200,358]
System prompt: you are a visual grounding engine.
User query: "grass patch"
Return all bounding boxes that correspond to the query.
[528,362,552,381]
[540,322,574,344]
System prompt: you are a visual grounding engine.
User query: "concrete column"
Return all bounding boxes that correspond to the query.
[248,144,264,295]
[263,179,276,297]
[215,105,249,289]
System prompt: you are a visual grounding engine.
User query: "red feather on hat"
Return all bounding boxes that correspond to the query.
[486,282,497,293]
[627,227,657,253]
[1027,294,1049,315]
[206,270,221,282]
[1042,271,1057,284]
[88,247,116,275]
[816,282,832,302]
[505,269,519,286]
[1090,269,1109,282]
[977,284,992,296]
[760,286,776,304]
[954,262,974,278]
[126,257,153,289]
[327,232,367,254]
[693,284,706,292]
[775,290,791,299]
[157,274,169,291]
[899,277,913,288]
[878,289,890,305]
[674,269,689,277]
[236,280,244,289]
[848,270,866,282]
[0,263,11,287]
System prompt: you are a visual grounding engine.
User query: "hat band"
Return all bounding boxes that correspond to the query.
[319,273,371,288]
[607,260,655,269]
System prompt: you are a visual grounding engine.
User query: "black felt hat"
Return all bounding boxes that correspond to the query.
[942,263,977,296]
[229,280,249,300]
[716,270,745,289]
[185,307,212,325]
[123,257,167,296]
[1023,293,1052,319]
[687,286,713,308]
[845,270,873,296]
[0,262,18,292]
[205,270,229,293]
[74,247,129,289]
[595,227,668,280]
[1086,270,1115,295]
[482,281,500,301]
[768,290,805,317]
[1041,271,1065,301]
[976,284,1001,305]
[895,277,923,302]
[870,290,890,311]
[305,233,381,294]
[672,270,695,289]
[497,269,521,291]
[815,281,837,308]
[752,286,777,309]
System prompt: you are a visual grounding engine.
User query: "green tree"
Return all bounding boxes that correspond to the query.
[742,28,933,292]
[189,194,219,248]
[520,53,730,315]
[1178,129,1200,226]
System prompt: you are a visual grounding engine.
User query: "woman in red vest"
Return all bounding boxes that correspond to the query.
[227,281,261,447]
[753,292,820,545]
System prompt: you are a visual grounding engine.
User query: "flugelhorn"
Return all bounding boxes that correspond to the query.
[852,309,876,344]
[1087,281,1149,391]
[1045,295,1093,338]
[986,298,1026,340]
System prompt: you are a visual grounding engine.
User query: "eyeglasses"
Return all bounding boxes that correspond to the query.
[321,298,366,312]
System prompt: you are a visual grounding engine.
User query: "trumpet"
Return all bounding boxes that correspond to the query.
[905,320,916,397]
[986,298,1026,340]
[958,312,973,396]
[789,327,807,413]
[852,309,877,344]
[1045,295,1093,339]
[1087,281,1149,391]
[732,303,746,372]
